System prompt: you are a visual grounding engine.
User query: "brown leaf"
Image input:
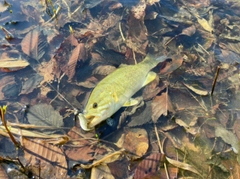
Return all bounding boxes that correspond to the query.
[229,162,240,179]
[21,28,47,60]
[0,163,9,179]
[166,157,201,176]
[121,128,149,159]
[142,77,165,100]
[181,25,196,36]
[20,73,43,95]
[64,127,97,162]
[26,103,63,128]
[23,137,67,178]
[233,117,240,140]
[93,65,116,76]
[183,82,208,96]
[37,59,55,85]
[159,55,183,75]
[77,76,98,89]
[151,92,174,123]
[0,58,29,72]
[62,43,86,80]
[134,153,165,179]
[131,1,146,20]
[0,76,15,99]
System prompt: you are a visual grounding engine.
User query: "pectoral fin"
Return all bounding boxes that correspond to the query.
[123,98,139,107]
[142,71,157,87]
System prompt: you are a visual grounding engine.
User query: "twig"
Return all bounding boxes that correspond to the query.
[0,106,20,148]
[119,22,125,41]
[211,66,220,96]
[154,124,170,179]
[80,148,125,169]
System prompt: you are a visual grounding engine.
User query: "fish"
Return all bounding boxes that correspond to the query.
[78,54,169,131]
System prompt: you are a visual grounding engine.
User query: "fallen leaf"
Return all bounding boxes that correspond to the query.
[64,126,98,162]
[151,92,174,123]
[23,137,67,178]
[166,157,201,176]
[37,60,55,85]
[91,165,115,179]
[233,117,240,140]
[62,43,86,80]
[21,27,47,60]
[134,153,165,179]
[159,55,183,75]
[196,16,213,33]
[0,76,16,99]
[20,73,43,95]
[0,163,9,179]
[131,1,146,20]
[93,65,116,76]
[228,162,240,179]
[215,126,239,154]
[27,103,63,128]
[181,25,196,36]
[118,128,148,159]
[0,58,29,72]
[183,82,208,96]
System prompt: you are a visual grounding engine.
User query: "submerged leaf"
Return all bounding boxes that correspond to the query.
[62,43,86,80]
[20,73,43,94]
[27,103,63,128]
[23,138,67,178]
[0,58,29,72]
[151,92,174,123]
[134,153,165,179]
[166,157,201,176]
[21,28,47,60]
[215,126,239,154]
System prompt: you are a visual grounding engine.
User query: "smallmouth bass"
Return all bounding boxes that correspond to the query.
[79,54,168,131]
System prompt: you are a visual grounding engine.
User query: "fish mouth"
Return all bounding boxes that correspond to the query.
[78,113,94,131]
[79,113,102,131]
[87,115,101,128]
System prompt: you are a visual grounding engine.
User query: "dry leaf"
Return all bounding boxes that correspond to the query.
[120,128,148,159]
[23,137,67,178]
[27,103,63,128]
[166,157,201,176]
[229,163,240,179]
[64,126,97,162]
[159,55,183,75]
[196,16,213,33]
[215,126,239,154]
[131,1,146,20]
[181,25,196,36]
[0,164,9,179]
[183,82,208,96]
[37,60,55,85]
[233,118,240,140]
[21,28,47,60]
[91,165,115,179]
[151,92,174,123]
[20,73,43,95]
[93,65,116,76]
[134,153,165,179]
[0,76,15,99]
[0,58,29,72]
[62,43,86,80]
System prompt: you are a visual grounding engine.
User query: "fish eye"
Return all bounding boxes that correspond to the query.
[92,102,98,108]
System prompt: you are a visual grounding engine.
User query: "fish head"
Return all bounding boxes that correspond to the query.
[79,88,117,131]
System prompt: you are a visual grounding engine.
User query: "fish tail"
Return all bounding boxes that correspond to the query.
[140,54,168,68]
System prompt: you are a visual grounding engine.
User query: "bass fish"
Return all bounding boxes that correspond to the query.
[78,54,168,131]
